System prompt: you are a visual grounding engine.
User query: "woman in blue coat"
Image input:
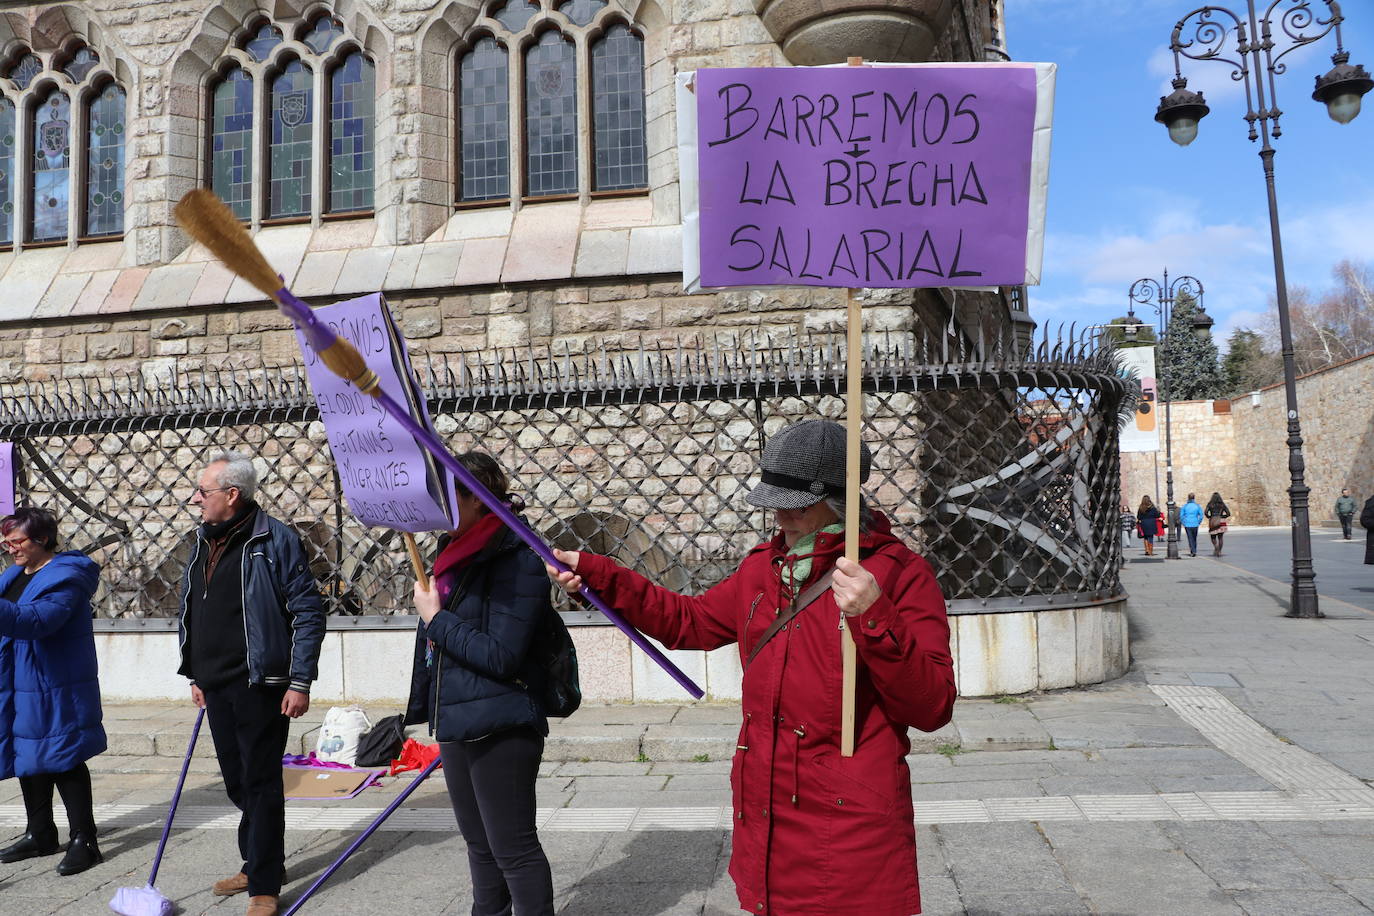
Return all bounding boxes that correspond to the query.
[0,506,106,875]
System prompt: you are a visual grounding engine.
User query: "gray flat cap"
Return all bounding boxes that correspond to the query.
[746,419,872,510]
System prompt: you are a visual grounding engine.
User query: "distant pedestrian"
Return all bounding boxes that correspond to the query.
[1119,503,1136,551]
[1137,496,1163,556]
[1362,495,1374,565]
[1336,489,1357,540]
[1179,493,1204,557]
[1206,492,1231,557]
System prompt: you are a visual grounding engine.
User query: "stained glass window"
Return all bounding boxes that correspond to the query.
[244,22,284,62]
[459,37,510,202]
[30,90,71,243]
[84,83,124,236]
[591,25,646,191]
[493,0,538,32]
[558,0,606,26]
[524,31,577,197]
[328,52,374,213]
[8,54,42,91]
[211,67,254,220]
[304,16,344,54]
[0,100,13,245]
[269,60,313,219]
[62,47,99,83]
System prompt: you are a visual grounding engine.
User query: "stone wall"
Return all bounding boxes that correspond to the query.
[1119,400,1240,520]
[1119,352,1374,527]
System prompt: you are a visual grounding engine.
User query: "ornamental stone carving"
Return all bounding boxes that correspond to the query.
[752,0,957,65]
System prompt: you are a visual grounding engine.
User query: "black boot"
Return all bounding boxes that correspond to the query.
[0,827,60,863]
[56,832,103,876]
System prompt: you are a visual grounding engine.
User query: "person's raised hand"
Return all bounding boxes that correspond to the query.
[832,556,880,617]
[545,548,583,595]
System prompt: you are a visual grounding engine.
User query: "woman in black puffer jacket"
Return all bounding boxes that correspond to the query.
[405,452,553,916]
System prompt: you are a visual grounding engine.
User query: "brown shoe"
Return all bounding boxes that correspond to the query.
[247,895,279,916]
[213,871,249,896]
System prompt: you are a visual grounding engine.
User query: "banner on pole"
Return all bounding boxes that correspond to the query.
[678,62,1056,292]
[1117,347,1160,454]
[296,294,457,532]
[0,442,13,515]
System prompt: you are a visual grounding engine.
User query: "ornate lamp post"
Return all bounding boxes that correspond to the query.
[1154,1,1371,617]
[1125,272,1212,560]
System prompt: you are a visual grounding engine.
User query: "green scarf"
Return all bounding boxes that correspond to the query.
[780,522,844,591]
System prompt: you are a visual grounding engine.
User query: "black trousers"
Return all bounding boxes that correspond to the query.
[19,763,95,839]
[1340,514,1354,538]
[441,728,553,916]
[203,681,290,897]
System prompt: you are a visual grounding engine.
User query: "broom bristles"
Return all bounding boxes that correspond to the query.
[173,189,283,301]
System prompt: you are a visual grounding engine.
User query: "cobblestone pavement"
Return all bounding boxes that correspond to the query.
[3,545,1373,914]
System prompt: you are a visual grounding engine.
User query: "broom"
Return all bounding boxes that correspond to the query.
[171,189,703,698]
[109,708,205,916]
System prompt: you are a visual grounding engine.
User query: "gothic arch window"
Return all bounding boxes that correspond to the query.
[0,43,125,248]
[456,0,646,206]
[206,13,374,224]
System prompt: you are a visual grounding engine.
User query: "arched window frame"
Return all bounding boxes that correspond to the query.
[454,0,647,210]
[454,29,511,207]
[0,41,125,251]
[203,13,375,228]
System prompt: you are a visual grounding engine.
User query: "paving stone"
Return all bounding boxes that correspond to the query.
[1278,834,1374,879]
[1163,821,1339,891]
[961,891,1090,914]
[937,822,1076,896]
[1227,889,1374,915]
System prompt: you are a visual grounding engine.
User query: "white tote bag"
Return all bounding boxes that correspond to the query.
[315,705,372,765]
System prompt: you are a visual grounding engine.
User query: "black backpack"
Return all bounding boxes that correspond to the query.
[527,606,581,718]
[354,714,405,768]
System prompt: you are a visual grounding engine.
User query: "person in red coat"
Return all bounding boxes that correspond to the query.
[547,419,955,916]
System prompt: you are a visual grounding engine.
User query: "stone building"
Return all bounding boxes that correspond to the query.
[1119,350,1374,528]
[0,0,1018,380]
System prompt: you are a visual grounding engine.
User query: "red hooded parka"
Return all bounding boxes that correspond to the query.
[574,512,955,915]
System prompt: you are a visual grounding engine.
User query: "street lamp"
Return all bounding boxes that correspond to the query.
[1124,272,1212,560]
[1153,1,1371,618]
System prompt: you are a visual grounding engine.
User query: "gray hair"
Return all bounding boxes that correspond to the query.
[822,495,873,534]
[206,450,258,501]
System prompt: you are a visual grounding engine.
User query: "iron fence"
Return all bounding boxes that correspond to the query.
[0,327,1130,622]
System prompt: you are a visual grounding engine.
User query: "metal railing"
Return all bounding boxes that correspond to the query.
[0,326,1130,622]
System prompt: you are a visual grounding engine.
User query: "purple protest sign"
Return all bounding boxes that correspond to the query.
[695,66,1038,289]
[0,442,14,516]
[296,294,456,533]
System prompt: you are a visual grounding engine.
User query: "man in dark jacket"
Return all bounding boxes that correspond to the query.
[178,451,324,916]
[1336,489,1358,540]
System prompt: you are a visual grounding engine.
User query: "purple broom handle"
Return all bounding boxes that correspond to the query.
[147,707,204,887]
[281,755,443,916]
[277,288,705,699]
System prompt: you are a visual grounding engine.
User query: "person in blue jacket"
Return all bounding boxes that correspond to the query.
[0,506,106,875]
[1179,493,1205,557]
[406,451,555,916]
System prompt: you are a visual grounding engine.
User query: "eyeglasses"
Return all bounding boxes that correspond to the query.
[2,534,31,552]
[193,486,235,497]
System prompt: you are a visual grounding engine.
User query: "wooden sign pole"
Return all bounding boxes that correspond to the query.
[403,532,431,592]
[839,55,866,759]
[842,286,862,758]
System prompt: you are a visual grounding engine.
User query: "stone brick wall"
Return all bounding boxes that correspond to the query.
[1119,353,1374,527]
[1120,400,1239,520]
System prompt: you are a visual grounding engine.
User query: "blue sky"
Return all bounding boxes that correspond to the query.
[1004,0,1374,349]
